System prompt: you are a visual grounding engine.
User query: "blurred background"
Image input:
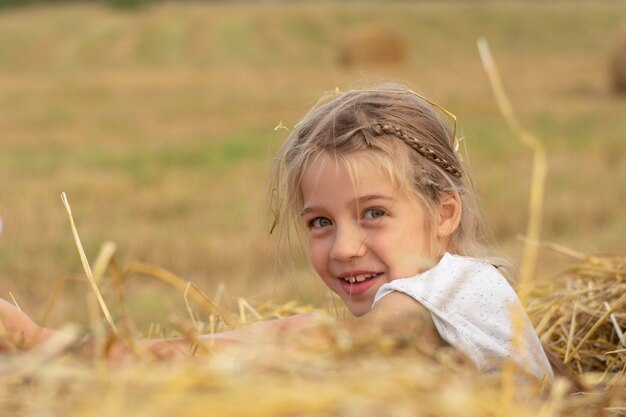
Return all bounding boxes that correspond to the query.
[0,0,624,329]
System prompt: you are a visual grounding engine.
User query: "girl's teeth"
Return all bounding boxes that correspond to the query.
[343,273,377,283]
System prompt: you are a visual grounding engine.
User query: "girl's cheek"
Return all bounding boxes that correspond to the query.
[308,241,327,276]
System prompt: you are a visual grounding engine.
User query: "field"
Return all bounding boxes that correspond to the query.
[0,2,625,415]
[1,1,624,322]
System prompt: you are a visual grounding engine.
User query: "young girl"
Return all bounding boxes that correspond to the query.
[0,83,553,381]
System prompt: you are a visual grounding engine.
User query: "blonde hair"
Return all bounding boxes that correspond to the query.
[270,83,511,278]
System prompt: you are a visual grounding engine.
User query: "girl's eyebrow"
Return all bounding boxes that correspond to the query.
[357,194,395,204]
[300,194,394,216]
[300,207,320,217]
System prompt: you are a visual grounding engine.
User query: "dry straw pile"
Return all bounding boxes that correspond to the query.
[337,28,407,67]
[529,245,626,377]
[0,247,624,417]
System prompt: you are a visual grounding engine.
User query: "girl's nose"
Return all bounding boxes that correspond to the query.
[330,224,367,261]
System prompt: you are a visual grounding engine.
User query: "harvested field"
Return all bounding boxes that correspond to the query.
[0,2,625,416]
[0,3,624,321]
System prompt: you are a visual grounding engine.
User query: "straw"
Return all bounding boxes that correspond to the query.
[60,192,118,337]
[478,37,548,400]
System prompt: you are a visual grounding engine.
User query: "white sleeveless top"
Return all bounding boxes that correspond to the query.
[373,252,553,381]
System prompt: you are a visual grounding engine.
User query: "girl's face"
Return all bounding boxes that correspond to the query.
[301,153,447,316]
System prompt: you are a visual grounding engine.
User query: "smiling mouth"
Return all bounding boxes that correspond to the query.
[337,272,383,296]
[338,272,380,283]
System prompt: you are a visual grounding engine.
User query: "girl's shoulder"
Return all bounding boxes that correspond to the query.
[424,252,508,287]
[374,252,516,310]
[438,251,499,269]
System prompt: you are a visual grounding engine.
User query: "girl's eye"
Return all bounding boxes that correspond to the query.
[309,217,332,229]
[363,208,386,220]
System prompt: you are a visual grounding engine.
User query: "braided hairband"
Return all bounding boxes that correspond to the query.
[370,123,463,179]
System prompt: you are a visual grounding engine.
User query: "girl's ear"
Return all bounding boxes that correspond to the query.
[436,193,462,238]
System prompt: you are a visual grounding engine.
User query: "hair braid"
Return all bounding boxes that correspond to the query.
[371,123,463,178]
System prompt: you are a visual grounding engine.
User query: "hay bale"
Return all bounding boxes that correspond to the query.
[337,28,407,67]
[529,251,626,374]
[610,23,626,94]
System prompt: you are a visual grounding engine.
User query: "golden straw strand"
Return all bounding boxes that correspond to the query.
[477,38,547,304]
[60,192,118,337]
[184,282,200,333]
[9,292,21,311]
[238,298,264,324]
[39,275,68,324]
[565,291,626,364]
[478,37,549,402]
[564,301,578,362]
[91,241,117,284]
[605,301,626,348]
[123,261,238,327]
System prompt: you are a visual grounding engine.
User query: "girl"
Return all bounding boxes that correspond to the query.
[0,83,553,381]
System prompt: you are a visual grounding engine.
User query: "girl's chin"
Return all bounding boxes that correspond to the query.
[344,301,373,317]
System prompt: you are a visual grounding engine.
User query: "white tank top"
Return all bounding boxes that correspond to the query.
[373,252,553,381]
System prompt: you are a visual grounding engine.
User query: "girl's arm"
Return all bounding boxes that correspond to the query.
[138,293,441,360]
[0,296,319,359]
[120,313,321,360]
[1,293,441,359]
[344,291,443,347]
[102,294,442,361]
[0,298,56,350]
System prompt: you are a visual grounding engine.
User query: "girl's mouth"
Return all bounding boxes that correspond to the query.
[338,272,382,296]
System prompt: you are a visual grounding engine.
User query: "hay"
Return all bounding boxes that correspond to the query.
[337,28,407,67]
[1,247,625,416]
[610,23,626,94]
[529,248,626,376]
